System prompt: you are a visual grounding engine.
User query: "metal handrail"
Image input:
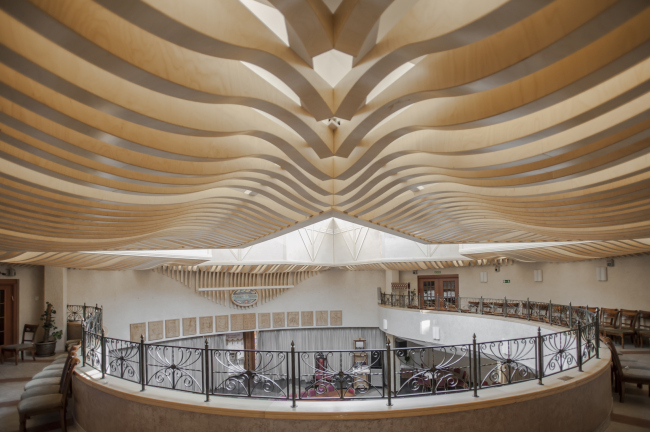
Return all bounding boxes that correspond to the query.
[72,298,599,408]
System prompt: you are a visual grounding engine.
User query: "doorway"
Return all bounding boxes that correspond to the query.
[0,279,18,346]
[417,275,459,309]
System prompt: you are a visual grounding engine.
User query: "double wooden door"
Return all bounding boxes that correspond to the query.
[418,275,459,308]
[0,280,18,346]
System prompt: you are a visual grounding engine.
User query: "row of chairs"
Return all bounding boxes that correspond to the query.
[604,337,650,403]
[17,346,80,432]
[599,309,650,349]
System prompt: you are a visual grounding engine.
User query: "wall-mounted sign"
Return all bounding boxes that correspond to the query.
[231,289,259,307]
[503,280,511,284]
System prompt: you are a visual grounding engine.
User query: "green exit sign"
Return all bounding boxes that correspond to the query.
[503,280,511,283]
[434,271,442,274]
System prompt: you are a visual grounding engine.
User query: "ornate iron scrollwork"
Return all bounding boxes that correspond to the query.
[106,338,140,383]
[211,349,288,399]
[478,338,536,387]
[146,345,204,393]
[395,345,470,396]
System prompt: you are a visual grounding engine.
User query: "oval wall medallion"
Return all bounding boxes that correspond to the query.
[231,289,259,307]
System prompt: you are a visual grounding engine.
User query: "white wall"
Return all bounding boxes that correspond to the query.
[0,266,44,342]
[380,307,554,346]
[44,267,67,350]
[66,268,384,341]
[399,255,650,311]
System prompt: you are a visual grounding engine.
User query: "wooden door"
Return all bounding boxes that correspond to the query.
[0,280,18,346]
[440,278,459,307]
[418,275,459,308]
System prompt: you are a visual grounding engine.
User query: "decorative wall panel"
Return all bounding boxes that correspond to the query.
[259,313,271,329]
[199,316,213,334]
[287,312,300,327]
[273,312,286,328]
[216,315,229,332]
[230,314,243,332]
[301,311,314,327]
[148,321,163,341]
[130,323,146,342]
[182,318,197,336]
[330,311,342,326]
[243,313,256,330]
[316,311,328,326]
[165,319,180,339]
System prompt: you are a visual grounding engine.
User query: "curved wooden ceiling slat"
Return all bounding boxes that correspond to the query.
[0,0,648,254]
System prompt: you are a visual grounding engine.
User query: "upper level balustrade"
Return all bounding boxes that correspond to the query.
[69,297,599,408]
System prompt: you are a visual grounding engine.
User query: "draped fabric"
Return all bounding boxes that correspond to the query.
[163,334,226,350]
[257,327,385,352]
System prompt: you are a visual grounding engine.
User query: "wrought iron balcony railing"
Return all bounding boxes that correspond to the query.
[70,298,600,408]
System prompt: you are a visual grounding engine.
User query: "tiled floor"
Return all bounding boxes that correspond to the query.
[0,354,80,432]
[1,347,648,432]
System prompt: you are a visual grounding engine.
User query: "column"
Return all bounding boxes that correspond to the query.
[44,267,67,352]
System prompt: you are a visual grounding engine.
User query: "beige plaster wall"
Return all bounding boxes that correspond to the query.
[0,266,44,341]
[66,268,384,341]
[399,255,650,310]
[44,267,67,350]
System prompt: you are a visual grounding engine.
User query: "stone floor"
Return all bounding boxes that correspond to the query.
[0,346,648,432]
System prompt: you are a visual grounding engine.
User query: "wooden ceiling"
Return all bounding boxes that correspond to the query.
[2,0,650,255]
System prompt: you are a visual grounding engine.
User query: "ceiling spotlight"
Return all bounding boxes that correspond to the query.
[327,117,341,130]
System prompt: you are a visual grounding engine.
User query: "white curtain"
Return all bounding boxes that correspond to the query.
[163,334,226,350]
[257,327,385,352]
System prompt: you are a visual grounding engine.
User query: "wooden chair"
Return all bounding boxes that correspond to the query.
[22,348,78,400]
[1,324,39,365]
[603,310,639,348]
[636,311,650,348]
[604,337,650,403]
[18,357,79,432]
[600,308,619,333]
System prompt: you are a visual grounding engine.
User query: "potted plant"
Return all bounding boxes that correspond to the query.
[35,302,63,357]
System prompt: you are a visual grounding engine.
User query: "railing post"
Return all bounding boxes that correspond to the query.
[386,339,392,406]
[83,302,87,322]
[576,322,583,372]
[204,339,210,402]
[436,295,440,311]
[503,297,507,318]
[101,329,106,379]
[480,296,484,315]
[595,308,600,359]
[537,327,544,385]
[140,335,145,392]
[291,341,297,408]
[548,300,552,325]
[391,293,394,307]
[472,334,478,398]
[568,303,573,328]
[527,298,530,321]
[81,320,86,367]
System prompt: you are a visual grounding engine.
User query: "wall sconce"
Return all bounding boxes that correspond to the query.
[533,270,542,282]
[0,267,16,277]
[480,272,488,283]
[596,267,607,281]
[382,319,388,330]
